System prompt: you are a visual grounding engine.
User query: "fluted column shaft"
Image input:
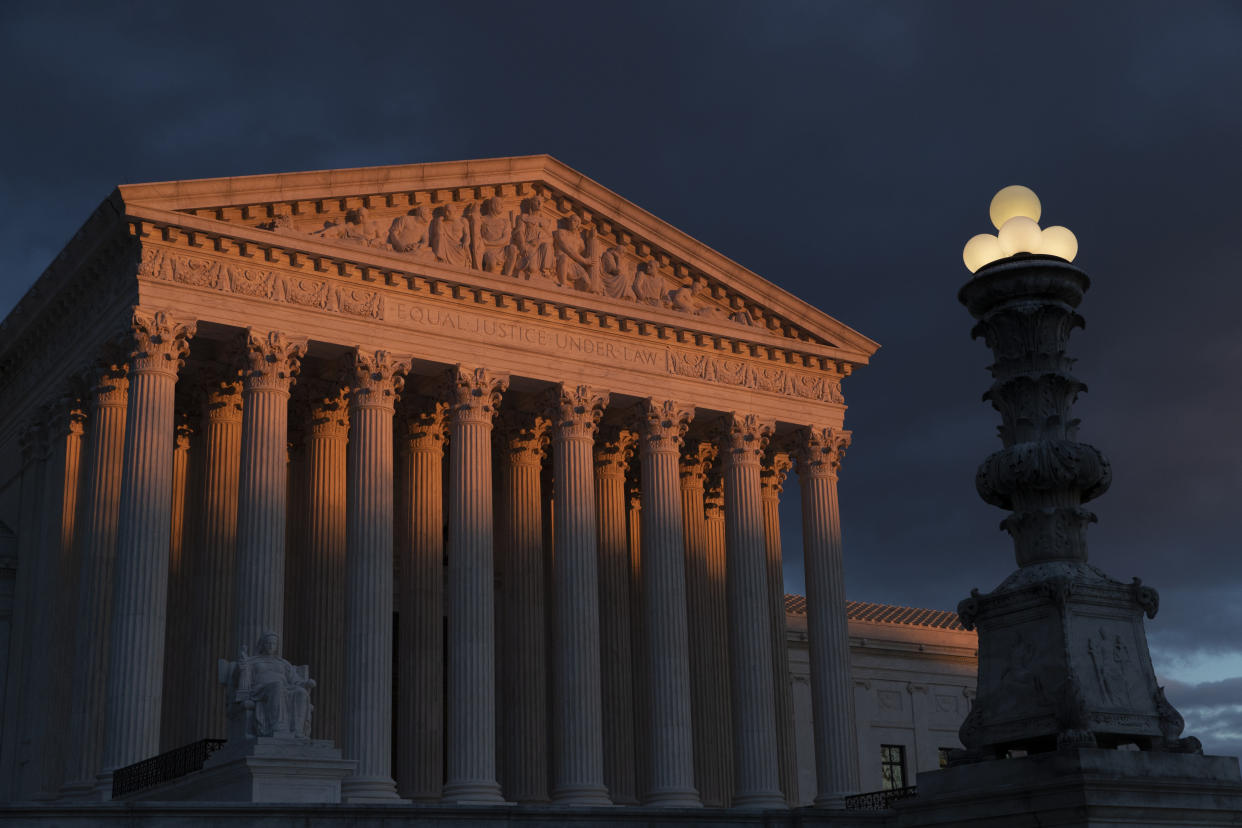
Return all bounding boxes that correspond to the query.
[549,385,610,805]
[159,419,195,752]
[497,412,549,803]
[29,399,87,798]
[796,428,858,807]
[721,414,784,809]
[63,362,128,798]
[626,482,648,803]
[681,443,727,807]
[340,350,408,801]
[100,310,195,788]
[761,454,798,805]
[191,369,243,740]
[703,479,734,806]
[637,399,700,807]
[233,330,305,654]
[443,366,508,803]
[595,429,637,805]
[396,401,448,800]
[302,384,349,746]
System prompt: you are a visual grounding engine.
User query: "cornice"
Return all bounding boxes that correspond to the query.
[113,155,879,360]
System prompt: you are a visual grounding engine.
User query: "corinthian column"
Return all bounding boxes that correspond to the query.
[761,452,798,805]
[703,475,734,806]
[396,399,449,801]
[626,478,648,803]
[301,381,349,747]
[62,358,127,799]
[342,350,408,801]
[595,427,637,805]
[636,399,700,807]
[681,442,727,807]
[159,414,195,752]
[442,366,508,803]
[720,413,784,809]
[496,410,549,803]
[547,385,610,805]
[191,364,243,740]
[794,427,858,807]
[100,309,195,791]
[233,330,305,655]
[30,393,87,798]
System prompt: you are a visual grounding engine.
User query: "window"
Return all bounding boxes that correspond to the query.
[938,747,954,768]
[880,744,907,790]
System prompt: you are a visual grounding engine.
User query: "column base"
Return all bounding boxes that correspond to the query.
[550,783,613,806]
[732,790,789,809]
[641,786,702,807]
[58,779,108,802]
[341,776,405,802]
[811,791,849,809]
[441,780,506,804]
[93,770,115,801]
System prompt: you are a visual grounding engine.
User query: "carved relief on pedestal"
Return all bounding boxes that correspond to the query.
[242,330,306,393]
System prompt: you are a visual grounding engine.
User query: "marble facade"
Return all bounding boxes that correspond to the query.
[0,156,880,808]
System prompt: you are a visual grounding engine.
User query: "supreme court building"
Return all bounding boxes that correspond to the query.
[0,156,894,809]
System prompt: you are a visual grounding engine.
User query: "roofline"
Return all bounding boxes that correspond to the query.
[116,154,880,359]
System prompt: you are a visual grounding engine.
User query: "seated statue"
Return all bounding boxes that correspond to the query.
[219,632,315,740]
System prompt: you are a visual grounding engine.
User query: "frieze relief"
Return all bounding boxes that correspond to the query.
[250,192,775,332]
[140,246,844,405]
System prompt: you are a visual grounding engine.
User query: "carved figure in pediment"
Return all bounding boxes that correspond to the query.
[554,214,594,290]
[633,258,666,306]
[430,202,471,267]
[468,197,515,274]
[731,308,757,326]
[260,209,297,235]
[510,195,556,281]
[388,205,434,260]
[599,246,637,301]
[315,207,387,248]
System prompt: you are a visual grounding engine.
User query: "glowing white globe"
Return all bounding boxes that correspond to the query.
[963,234,1005,273]
[989,185,1042,230]
[998,216,1043,256]
[1040,225,1078,262]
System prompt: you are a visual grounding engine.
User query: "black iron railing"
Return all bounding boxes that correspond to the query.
[843,785,918,810]
[112,738,226,798]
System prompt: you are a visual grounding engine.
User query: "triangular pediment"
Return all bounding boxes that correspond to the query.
[115,155,878,362]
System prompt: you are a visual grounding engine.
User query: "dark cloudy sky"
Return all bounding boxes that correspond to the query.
[3,2,1240,755]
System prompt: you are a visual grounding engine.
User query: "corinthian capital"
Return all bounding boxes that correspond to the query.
[90,345,130,408]
[129,308,196,375]
[348,349,409,411]
[496,410,551,465]
[704,476,725,519]
[402,399,451,453]
[595,427,637,478]
[718,413,772,468]
[548,384,608,442]
[679,441,717,489]
[448,365,508,424]
[243,329,306,393]
[793,426,851,480]
[760,452,793,499]
[303,379,350,439]
[637,398,693,453]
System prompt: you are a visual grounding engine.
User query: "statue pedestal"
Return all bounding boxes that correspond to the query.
[137,738,356,803]
[897,748,1242,827]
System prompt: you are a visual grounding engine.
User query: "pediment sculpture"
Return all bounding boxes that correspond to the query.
[218,631,315,741]
[259,195,759,327]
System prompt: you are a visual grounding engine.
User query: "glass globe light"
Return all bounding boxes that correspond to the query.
[998,216,1043,256]
[989,185,1042,230]
[1040,225,1078,262]
[963,234,1005,273]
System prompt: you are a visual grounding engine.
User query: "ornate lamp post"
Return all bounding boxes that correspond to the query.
[952,187,1200,760]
